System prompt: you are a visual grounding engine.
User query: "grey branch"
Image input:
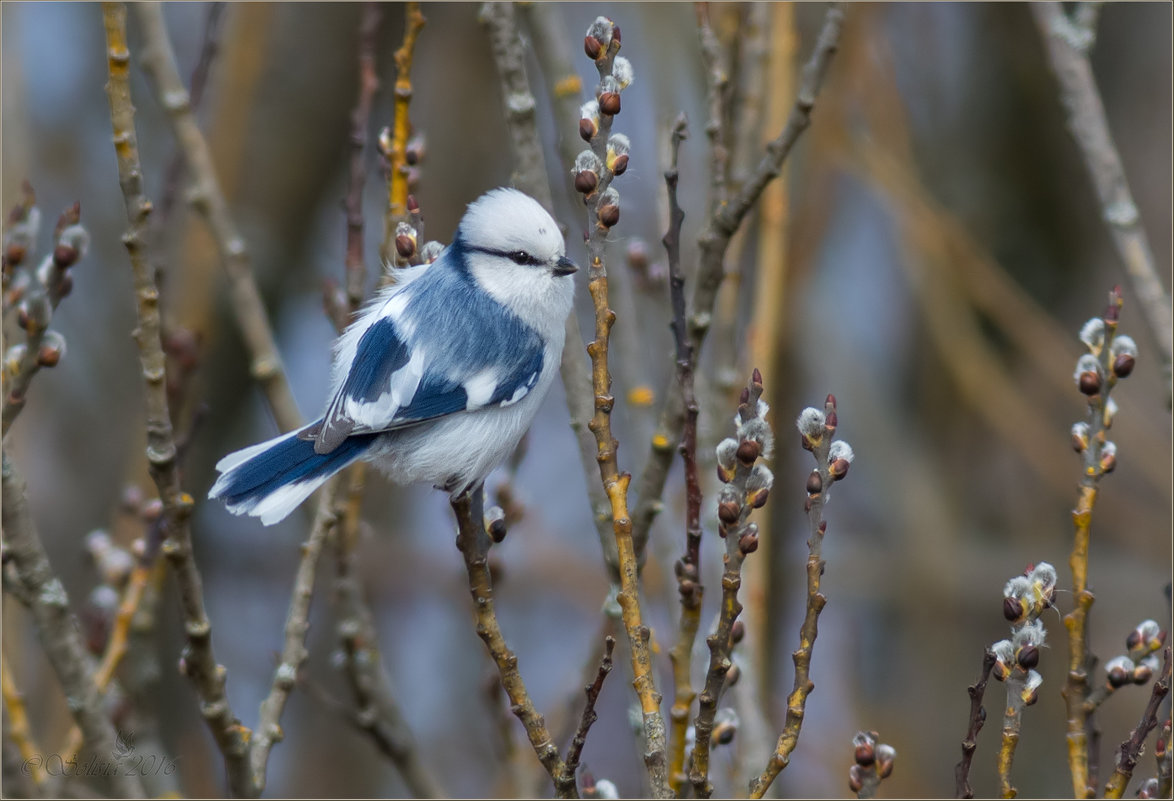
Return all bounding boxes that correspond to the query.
[1031,2,1173,404]
[1,453,146,798]
[133,2,303,432]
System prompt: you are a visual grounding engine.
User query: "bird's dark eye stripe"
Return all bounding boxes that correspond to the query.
[470,246,544,267]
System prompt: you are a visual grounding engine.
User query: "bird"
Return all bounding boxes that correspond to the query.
[209,188,578,525]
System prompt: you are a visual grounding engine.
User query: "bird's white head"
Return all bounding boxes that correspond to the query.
[457,188,577,335]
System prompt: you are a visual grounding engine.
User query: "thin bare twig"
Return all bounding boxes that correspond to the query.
[133,2,301,433]
[661,114,703,797]
[954,649,997,798]
[1104,648,1172,798]
[1032,2,1173,405]
[1,452,145,798]
[631,2,845,560]
[1,647,44,787]
[342,2,381,317]
[557,636,616,796]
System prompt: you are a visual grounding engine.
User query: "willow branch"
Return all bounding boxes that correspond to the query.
[631,2,844,558]
[1104,648,1172,798]
[1032,3,1173,404]
[750,393,843,798]
[133,2,301,432]
[579,22,671,798]
[954,648,997,798]
[452,487,566,791]
[1,453,145,798]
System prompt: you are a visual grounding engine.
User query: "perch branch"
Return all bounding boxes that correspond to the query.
[556,635,616,796]
[452,487,566,791]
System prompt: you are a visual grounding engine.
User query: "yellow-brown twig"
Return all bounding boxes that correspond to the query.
[56,561,153,766]
[381,2,426,264]
[1,649,43,786]
[997,724,1020,798]
[1103,649,1172,798]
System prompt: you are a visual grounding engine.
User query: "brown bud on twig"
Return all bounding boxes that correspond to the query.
[395,234,416,259]
[824,408,838,432]
[848,764,865,793]
[611,25,621,44]
[829,458,850,481]
[599,92,621,116]
[854,738,876,766]
[1099,449,1117,474]
[488,518,508,544]
[611,154,629,176]
[580,117,597,142]
[1003,597,1024,623]
[1112,352,1135,378]
[736,439,760,465]
[598,203,620,228]
[731,620,745,645]
[53,243,79,268]
[575,170,599,194]
[738,531,758,555]
[1017,644,1039,670]
[717,501,740,525]
[806,471,823,495]
[747,487,769,509]
[1078,370,1102,396]
[36,342,62,367]
[584,35,603,60]
[1107,663,1132,688]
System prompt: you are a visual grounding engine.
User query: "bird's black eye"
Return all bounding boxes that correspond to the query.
[509,250,540,266]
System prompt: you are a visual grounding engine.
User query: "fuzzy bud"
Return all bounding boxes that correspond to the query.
[1127,620,1164,656]
[586,16,615,50]
[736,439,760,465]
[738,527,759,555]
[579,100,600,141]
[1131,661,1154,684]
[598,188,620,228]
[716,438,738,475]
[612,56,634,89]
[796,407,825,440]
[1003,597,1025,624]
[1099,441,1117,474]
[848,764,865,794]
[1138,778,1161,799]
[1079,317,1104,351]
[485,506,508,544]
[1074,353,1103,395]
[806,470,823,496]
[418,241,444,264]
[395,235,415,259]
[1021,670,1042,706]
[1070,421,1090,453]
[1110,335,1138,378]
[853,731,876,766]
[584,35,603,60]
[37,331,66,367]
[875,744,896,778]
[1106,655,1134,688]
[599,91,621,116]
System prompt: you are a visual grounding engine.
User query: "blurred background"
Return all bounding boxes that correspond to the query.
[2,2,1170,798]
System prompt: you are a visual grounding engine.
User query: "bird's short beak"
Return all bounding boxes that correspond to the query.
[552,256,578,277]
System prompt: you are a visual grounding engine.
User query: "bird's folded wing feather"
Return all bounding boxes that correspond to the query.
[310,304,545,454]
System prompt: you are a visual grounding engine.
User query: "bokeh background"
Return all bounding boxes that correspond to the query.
[2,2,1170,798]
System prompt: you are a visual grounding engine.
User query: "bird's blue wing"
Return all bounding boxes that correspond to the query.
[311,277,545,454]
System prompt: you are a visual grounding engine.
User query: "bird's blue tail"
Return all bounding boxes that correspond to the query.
[209,421,375,525]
